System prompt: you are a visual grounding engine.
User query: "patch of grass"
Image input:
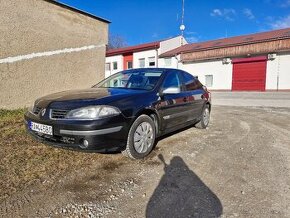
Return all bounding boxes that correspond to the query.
[0,108,124,203]
[0,108,26,119]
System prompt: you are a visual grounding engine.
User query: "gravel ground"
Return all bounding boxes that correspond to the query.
[1,106,290,217]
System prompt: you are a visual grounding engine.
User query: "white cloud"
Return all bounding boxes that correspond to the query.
[210,8,236,21]
[186,31,198,35]
[186,36,199,43]
[271,15,290,29]
[211,9,223,17]
[266,0,290,7]
[281,0,290,7]
[243,8,255,20]
[185,32,200,43]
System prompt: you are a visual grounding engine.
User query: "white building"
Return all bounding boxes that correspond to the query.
[105,36,186,77]
[159,28,290,91]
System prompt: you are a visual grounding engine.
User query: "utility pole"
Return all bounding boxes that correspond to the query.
[180,0,185,45]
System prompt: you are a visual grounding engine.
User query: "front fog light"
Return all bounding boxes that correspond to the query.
[79,139,89,149]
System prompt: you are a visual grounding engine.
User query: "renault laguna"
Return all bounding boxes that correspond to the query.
[24,68,211,159]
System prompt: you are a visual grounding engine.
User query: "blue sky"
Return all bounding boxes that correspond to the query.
[58,0,290,45]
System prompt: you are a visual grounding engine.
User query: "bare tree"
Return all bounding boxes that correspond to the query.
[108,34,127,49]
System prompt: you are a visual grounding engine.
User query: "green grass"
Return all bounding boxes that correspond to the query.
[0,108,26,119]
[0,108,120,202]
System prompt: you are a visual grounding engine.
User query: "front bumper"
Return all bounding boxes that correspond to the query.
[24,111,132,152]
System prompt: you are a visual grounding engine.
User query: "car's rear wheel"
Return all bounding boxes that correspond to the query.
[195,104,210,129]
[122,114,156,159]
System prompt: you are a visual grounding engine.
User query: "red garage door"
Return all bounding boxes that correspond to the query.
[232,56,267,91]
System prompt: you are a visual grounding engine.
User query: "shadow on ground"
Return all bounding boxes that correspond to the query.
[146,155,222,218]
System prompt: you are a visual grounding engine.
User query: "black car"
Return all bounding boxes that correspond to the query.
[24,68,211,159]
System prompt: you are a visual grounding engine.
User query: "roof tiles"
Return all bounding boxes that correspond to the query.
[160,28,290,57]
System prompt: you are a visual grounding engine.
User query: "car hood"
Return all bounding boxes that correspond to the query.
[35,88,148,108]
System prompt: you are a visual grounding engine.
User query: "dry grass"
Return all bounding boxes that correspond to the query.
[0,109,124,202]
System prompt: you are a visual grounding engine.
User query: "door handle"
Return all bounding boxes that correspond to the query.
[183,97,188,102]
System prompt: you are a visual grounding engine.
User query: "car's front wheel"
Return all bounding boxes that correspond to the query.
[122,114,156,159]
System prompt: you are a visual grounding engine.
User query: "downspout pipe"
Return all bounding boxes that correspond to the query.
[155,45,159,67]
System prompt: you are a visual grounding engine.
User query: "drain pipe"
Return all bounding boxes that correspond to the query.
[276,54,280,91]
[155,45,159,68]
[174,54,181,69]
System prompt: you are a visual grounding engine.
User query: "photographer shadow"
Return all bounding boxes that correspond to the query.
[146,155,223,218]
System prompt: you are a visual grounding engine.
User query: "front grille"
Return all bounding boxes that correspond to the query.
[33,107,41,115]
[50,109,69,119]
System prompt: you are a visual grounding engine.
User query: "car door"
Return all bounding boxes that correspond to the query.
[157,70,190,130]
[180,71,205,121]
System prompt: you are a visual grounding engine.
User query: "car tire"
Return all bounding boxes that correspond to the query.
[195,104,210,129]
[122,114,156,159]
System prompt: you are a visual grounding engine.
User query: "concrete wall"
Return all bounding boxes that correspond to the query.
[266,55,279,90]
[180,59,233,90]
[159,36,186,54]
[158,57,179,69]
[277,52,290,90]
[0,0,108,109]
[133,50,158,68]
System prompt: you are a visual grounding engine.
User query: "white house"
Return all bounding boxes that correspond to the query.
[105,36,186,77]
[159,28,290,91]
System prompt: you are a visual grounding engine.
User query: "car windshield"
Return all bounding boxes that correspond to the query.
[94,69,163,90]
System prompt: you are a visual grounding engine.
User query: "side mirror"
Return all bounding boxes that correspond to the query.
[162,87,180,95]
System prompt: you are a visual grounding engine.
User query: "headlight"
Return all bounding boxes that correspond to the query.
[28,105,34,113]
[28,103,36,113]
[65,106,121,120]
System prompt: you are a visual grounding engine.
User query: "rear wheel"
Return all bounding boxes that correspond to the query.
[195,104,210,129]
[122,115,156,159]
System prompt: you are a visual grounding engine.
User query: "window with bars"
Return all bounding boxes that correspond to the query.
[105,63,111,71]
[148,57,155,67]
[139,58,145,68]
[113,62,118,70]
[205,75,213,87]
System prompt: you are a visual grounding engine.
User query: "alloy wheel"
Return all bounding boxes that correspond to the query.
[133,121,154,153]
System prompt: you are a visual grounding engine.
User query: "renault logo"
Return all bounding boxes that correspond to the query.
[41,108,46,116]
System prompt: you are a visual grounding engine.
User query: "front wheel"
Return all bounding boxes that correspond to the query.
[122,115,156,159]
[195,104,210,129]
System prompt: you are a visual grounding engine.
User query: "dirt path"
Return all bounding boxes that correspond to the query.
[1,106,290,217]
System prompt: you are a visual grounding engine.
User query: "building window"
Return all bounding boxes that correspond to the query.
[113,62,118,70]
[139,58,145,68]
[164,58,172,66]
[205,75,213,87]
[148,57,155,67]
[105,63,111,71]
[127,61,133,69]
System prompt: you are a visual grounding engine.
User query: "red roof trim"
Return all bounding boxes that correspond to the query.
[106,41,160,57]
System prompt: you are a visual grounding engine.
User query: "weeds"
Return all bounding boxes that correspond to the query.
[0,109,113,202]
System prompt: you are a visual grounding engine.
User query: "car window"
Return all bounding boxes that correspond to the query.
[94,70,163,90]
[161,71,181,90]
[182,72,202,91]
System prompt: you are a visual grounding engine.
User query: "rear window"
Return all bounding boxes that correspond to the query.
[182,72,202,91]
